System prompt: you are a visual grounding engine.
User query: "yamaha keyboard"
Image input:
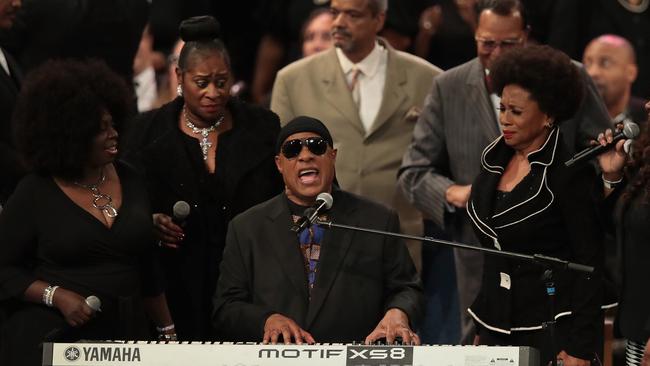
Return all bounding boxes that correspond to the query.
[43,341,539,366]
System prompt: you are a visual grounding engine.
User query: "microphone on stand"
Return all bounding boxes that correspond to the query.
[172,201,191,227]
[291,192,334,233]
[565,121,640,167]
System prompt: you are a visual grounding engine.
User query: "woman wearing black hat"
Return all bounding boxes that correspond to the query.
[124,16,283,340]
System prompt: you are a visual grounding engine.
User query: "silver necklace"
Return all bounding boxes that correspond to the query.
[618,0,649,12]
[183,107,224,160]
[73,169,118,218]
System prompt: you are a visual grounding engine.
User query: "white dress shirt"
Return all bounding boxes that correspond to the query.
[336,42,387,134]
[485,68,502,132]
[0,48,11,77]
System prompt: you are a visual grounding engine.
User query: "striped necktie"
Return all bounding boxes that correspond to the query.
[348,67,362,109]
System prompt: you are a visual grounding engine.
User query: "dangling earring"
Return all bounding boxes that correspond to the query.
[177,85,183,97]
[545,119,554,129]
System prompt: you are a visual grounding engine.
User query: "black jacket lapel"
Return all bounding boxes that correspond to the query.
[306,190,355,328]
[266,196,310,302]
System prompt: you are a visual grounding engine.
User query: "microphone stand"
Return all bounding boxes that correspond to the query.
[316,219,594,365]
[316,219,594,273]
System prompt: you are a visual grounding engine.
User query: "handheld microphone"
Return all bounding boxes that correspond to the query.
[85,295,102,312]
[565,121,640,167]
[44,295,102,342]
[172,201,191,226]
[291,192,334,233]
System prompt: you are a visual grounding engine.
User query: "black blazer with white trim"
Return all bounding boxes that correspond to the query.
[466,127,604,359]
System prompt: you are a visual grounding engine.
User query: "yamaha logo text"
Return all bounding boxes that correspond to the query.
[63,346,142,363]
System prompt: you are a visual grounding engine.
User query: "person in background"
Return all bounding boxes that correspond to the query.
[213,116,423,344]
[133,24,159,113]
[414,0,478,71]
[467,44,605,366]
[251,0,328,105]
[0,0,22,345]
[124,16,283,341]
[583,34,646,125]
[154,39,185,107]
[3,0,149,96]
[596,101,650,366]
[543,0,650,99]
[0,0,23,208]
[301,7,334,57]
[0,59,174,366]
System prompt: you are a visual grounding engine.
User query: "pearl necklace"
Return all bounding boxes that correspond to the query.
[73,168,118,218]
[183,107,225,161]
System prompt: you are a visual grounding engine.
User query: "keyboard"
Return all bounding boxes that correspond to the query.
[43,341,539,366]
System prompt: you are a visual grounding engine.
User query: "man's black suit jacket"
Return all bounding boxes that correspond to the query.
[213,190,423,342]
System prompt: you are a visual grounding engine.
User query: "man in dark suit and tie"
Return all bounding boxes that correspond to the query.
[398,0,611,345]
[0,0,23,207]
[213,116,423,344]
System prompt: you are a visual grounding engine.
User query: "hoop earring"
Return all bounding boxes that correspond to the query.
[177,85,183,97]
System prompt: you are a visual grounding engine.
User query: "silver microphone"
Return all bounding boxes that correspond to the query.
[565,121,640,167]
[85,295,102,312]
[291,192,334,233]
[172,201,191,226]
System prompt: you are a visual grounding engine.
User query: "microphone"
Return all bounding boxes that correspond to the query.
[85,295,102,312]
[565,121,640,167]
[172,200,191,226]
[291,192,334,233]
[43,295,102,342]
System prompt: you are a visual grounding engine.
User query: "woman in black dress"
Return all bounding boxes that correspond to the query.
[124,16,283,341]
[466,45,605,366]
[0,60,174,366]
[597,105,650,366]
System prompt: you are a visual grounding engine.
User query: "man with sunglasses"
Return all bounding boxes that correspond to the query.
[270,0,442,273]
[213,116,423,345]
[397,0,611,346]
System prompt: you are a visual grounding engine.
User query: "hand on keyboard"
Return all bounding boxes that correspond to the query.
[370,336,412,345]
[263,313,315,345]
[364,308,420,345]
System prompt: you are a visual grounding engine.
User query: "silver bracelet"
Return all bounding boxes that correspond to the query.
[43,285,59,307]
[156,323,175,332]
[157,332,177,341]
[602,173,623,189]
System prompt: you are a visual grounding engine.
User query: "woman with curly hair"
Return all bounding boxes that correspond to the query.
[466,44,606,366]
[123,16,283,341]
[0,59,173,366]
[597,105,650,366]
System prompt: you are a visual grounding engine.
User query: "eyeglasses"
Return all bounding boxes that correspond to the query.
[475,36,523,51]
[281,137,329,159]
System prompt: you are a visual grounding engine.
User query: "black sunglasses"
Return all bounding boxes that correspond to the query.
[281,137,329,159]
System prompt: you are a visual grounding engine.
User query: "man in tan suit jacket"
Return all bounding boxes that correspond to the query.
[270,0,442,262]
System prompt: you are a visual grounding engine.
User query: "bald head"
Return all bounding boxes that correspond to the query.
[583,34,638,117]
[589,35,636,63]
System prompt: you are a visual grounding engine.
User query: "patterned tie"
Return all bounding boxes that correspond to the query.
[348,67,362,109]
[292,214,327,298]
